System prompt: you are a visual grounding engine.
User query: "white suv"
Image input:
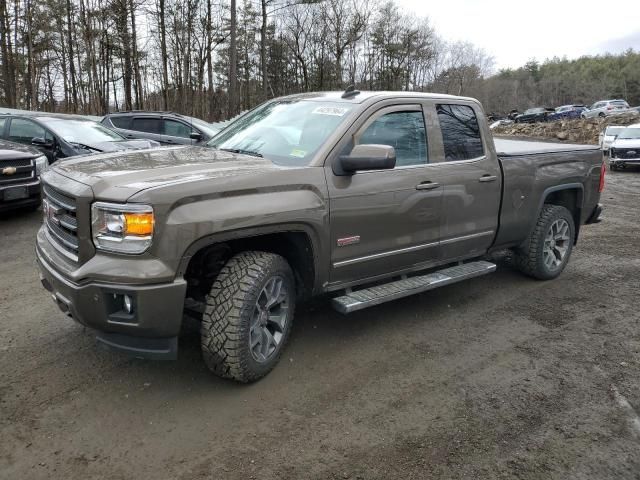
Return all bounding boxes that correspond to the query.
[609,123,640,170]
[582,99,630,118]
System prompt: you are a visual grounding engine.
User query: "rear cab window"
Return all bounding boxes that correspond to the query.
[436,104,484,161]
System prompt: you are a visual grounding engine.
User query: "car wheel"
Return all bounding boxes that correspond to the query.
[201,251,295,382]
[513,204,575,280]
[599,112,606,118]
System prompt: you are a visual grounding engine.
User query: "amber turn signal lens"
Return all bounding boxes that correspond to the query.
[124,212,154,236]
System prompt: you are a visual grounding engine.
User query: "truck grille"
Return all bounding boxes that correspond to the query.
[0,157,35,185]
[611,148,640,159]
[42,184,79,260]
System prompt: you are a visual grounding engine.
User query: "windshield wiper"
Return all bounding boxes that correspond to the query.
[70,142,102,152]
[218,147,263,158]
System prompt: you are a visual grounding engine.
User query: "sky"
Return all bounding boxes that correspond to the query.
[396,0,640,70]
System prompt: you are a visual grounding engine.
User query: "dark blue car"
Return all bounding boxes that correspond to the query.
[548,105,587,121]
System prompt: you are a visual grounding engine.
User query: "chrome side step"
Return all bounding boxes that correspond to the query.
[331,260,496,314]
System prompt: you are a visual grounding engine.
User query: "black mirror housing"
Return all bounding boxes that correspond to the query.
[32,137,54,148]
[189,132,202,141]
[335,144,396,176]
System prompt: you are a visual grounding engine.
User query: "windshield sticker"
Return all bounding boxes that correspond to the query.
[311,106,349,117]
[290,149,307,158]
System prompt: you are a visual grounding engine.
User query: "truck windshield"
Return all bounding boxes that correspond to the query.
[208,100,354,165]
[617,127,640,140]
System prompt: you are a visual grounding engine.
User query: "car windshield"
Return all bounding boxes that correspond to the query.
[617,127,640,139]
[38,117,124,144]
[605,126,625,136]
[208,100,354,165]
[524,108,544,114]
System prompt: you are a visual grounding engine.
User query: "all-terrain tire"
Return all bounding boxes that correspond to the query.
[201,251,295,383]
[513,204,575,280]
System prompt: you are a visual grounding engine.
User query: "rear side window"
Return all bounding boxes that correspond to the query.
[131,117,161,134]
[164,119,192,138]
[436,104,484,161]
[0,117,6,134]
[110,116,131,129]
[358,111,427,166]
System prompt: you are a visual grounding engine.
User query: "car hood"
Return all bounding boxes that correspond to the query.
[611,139,640,148]
[50,146,284,201]
[0,139,40,160]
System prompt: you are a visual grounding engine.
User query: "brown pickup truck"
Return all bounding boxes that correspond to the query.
[36,91,604,382]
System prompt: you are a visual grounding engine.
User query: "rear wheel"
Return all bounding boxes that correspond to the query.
[513,205,575,280]
[201,251,295,382]
[598,112,606,118]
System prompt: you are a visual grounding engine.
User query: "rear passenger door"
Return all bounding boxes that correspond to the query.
[430,103,502,261]
[117,116,166,144]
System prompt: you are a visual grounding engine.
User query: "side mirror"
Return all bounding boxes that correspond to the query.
[189,132,202,141]
[335,144,396,176]
[32,137,54,148]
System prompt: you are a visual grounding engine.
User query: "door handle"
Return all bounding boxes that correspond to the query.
[478,175,498,183]
[416,181,440,190]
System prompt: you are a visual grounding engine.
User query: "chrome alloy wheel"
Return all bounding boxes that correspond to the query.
[543,218,571,271]
[249,275,290,363]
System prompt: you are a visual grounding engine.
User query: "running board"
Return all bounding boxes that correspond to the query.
[331,260,496,314]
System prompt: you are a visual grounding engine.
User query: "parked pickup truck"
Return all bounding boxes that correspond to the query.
[0,138,48,212]
[36,91,604,382]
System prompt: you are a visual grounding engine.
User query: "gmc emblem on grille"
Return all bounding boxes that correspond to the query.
[1,166,17,175]
[43,199,62,225]
[627,150,637,156]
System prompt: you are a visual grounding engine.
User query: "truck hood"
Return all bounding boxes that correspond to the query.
[51,146,284,201]
[69,139,160,154]
[611,139,640,149]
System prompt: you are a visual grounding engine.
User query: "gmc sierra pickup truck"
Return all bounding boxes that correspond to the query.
[36,91,604,382]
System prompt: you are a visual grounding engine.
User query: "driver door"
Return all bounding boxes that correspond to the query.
[325,103,444,287]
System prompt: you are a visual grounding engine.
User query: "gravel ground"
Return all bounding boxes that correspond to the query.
[1,168,639,480]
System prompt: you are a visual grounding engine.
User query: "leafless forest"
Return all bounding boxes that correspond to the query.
[0,0,638,120]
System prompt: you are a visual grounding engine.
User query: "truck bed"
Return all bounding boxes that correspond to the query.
[491,137,603,250]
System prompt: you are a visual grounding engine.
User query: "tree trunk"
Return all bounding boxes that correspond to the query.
[66,0,78,112]
[159,0,169,110]
[228,0,238,117]
[260,0,268,100]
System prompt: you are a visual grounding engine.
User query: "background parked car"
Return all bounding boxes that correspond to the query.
[547,105,587,121]
[0,114,159,164]
[101,111,219,146]
[514,107,553,123]
[609,123,640,170]
[581,99,630,118]
[0,138,48,212]
[599,125,626,153]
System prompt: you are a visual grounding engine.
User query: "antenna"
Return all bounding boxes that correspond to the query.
[341,85,361,99]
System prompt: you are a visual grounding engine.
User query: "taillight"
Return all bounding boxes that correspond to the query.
[599,161,606,192]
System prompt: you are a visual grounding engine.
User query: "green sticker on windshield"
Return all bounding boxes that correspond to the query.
[290,149,306,158]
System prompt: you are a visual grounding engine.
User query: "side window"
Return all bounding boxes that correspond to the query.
[110,116,131,129]
[164,119,193,138]
[436,104,484,162]
[358,111,427,167]
[0,117,6,135]
[8,118,46,144]
[131,117,161,134]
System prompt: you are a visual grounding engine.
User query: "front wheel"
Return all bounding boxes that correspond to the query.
[201,251,295,382]
[513,204,575,280]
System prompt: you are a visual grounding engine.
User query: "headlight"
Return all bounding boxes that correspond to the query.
[91,202,154,254]
[34,155,48,176]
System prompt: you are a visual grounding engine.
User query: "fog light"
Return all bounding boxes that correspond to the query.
[123,294,133,314]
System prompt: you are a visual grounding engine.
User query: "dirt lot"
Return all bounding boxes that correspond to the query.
[1,168,639,480]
